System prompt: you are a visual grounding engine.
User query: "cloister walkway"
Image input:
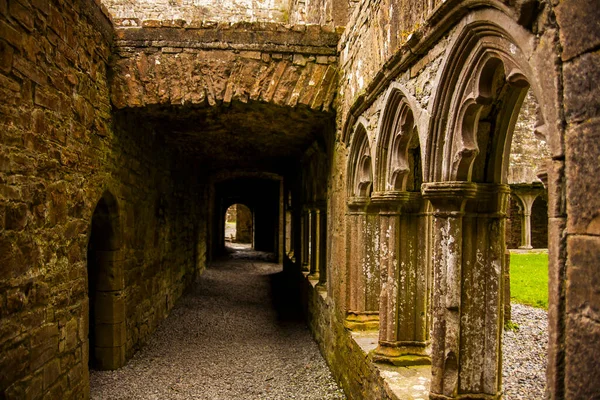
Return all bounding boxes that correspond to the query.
[90,244,345,399]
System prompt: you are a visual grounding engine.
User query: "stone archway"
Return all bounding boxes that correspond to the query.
[371,86,431,366]
[344,120,380,331]
[423,9,558,399]
[87,191,125,370]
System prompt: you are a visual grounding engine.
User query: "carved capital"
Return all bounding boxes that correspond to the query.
[422,181,477,213]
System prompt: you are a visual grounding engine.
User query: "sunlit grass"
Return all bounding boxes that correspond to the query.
[509,252,549,309]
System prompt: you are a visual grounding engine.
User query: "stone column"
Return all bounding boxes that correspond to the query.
[423,182,509,399]
[316,207,327,290]
[371,191,432,365]
[301,209,310,272]
[345,197,380,330]
[513,192,539,249]
[308,208,320,281]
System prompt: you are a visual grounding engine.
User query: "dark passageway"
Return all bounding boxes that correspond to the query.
[90,244,345,399]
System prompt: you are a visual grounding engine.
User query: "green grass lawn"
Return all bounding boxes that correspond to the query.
[510,252,549,309]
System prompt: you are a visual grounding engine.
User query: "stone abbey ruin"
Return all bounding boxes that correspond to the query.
[0,0,598,398]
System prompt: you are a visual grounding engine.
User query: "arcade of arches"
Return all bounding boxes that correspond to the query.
[0,0,598,399]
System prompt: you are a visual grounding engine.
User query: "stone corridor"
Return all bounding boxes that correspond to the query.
[89,244,345,400]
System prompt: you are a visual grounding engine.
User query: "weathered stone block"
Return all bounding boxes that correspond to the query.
[94,291,126,324]
[0,39,13,73]
[94,322,126,347]
[0,344,29,387]
[5,203,28,230]
[34,86,60,111]
[566,235,600,315]
[61,318,79,352]
[0,19,22,48]
[67,363,83,389]
[42,359,60,390]
[565,119,600,234]
[9,0,34,32]
[565,313,600,399]
[556,0,600,61]
[30,335,59,372]
[563,51,600,124]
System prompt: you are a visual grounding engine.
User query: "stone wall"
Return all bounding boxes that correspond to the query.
[0,0,207,397]
[509,90,550,184]
[101,0,288,26]
[322,0,600,398]
[554,1,600,397]
[288,0,353,27]
[0,1,114,396]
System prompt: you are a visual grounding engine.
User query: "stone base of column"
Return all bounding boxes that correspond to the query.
[301,263,310,272]
[344,311,379,331]
[307,271,320,281]
[315,281,327,292]
[372,341,431,366]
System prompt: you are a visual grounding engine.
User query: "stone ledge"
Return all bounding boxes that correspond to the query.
[302,273,432,399]
[114,23,340,50]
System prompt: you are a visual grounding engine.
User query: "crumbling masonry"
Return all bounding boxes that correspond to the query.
[0,0,598,399]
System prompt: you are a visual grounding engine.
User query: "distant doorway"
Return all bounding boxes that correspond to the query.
[224,204,253,246]
[87,192,125,370]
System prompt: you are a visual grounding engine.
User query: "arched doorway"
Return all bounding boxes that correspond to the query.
[87,191,125,370]
[224,203,253,246]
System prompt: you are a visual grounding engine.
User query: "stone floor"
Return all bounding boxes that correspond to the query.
[90,244,547,400]
[90,244,345,399]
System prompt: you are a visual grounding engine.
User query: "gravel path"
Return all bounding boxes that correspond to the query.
[90,246,346,400]
[503,303,548,399]
[91,245,547,400]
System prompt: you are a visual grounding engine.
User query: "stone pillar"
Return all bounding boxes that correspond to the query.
[301,209,310,272]
[316,207,327,290]
[423,182,509,399]
[513,192,539,249]
[308,208,320,281]
[345,198,380,330]
[372,191,431,366]
[504,250,511,323]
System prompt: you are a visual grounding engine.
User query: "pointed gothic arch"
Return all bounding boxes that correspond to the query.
[422,8,559,399]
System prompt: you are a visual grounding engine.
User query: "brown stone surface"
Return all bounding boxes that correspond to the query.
[563,51,600,124]
[0,0,207,396]
[555,0,600,61]
[1,1,599,399]
[565,119,600,234]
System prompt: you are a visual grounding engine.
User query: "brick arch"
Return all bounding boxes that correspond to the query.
[87,190,126,371]
[110,26,339,112]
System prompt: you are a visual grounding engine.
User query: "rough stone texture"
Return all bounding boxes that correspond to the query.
[2,0,600,399]
[508,90,550,185]
[288,0,353,27]
[555,0,600,61]
[101,0,289,26]
[110,24,339,112]
[0,0,207,398]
